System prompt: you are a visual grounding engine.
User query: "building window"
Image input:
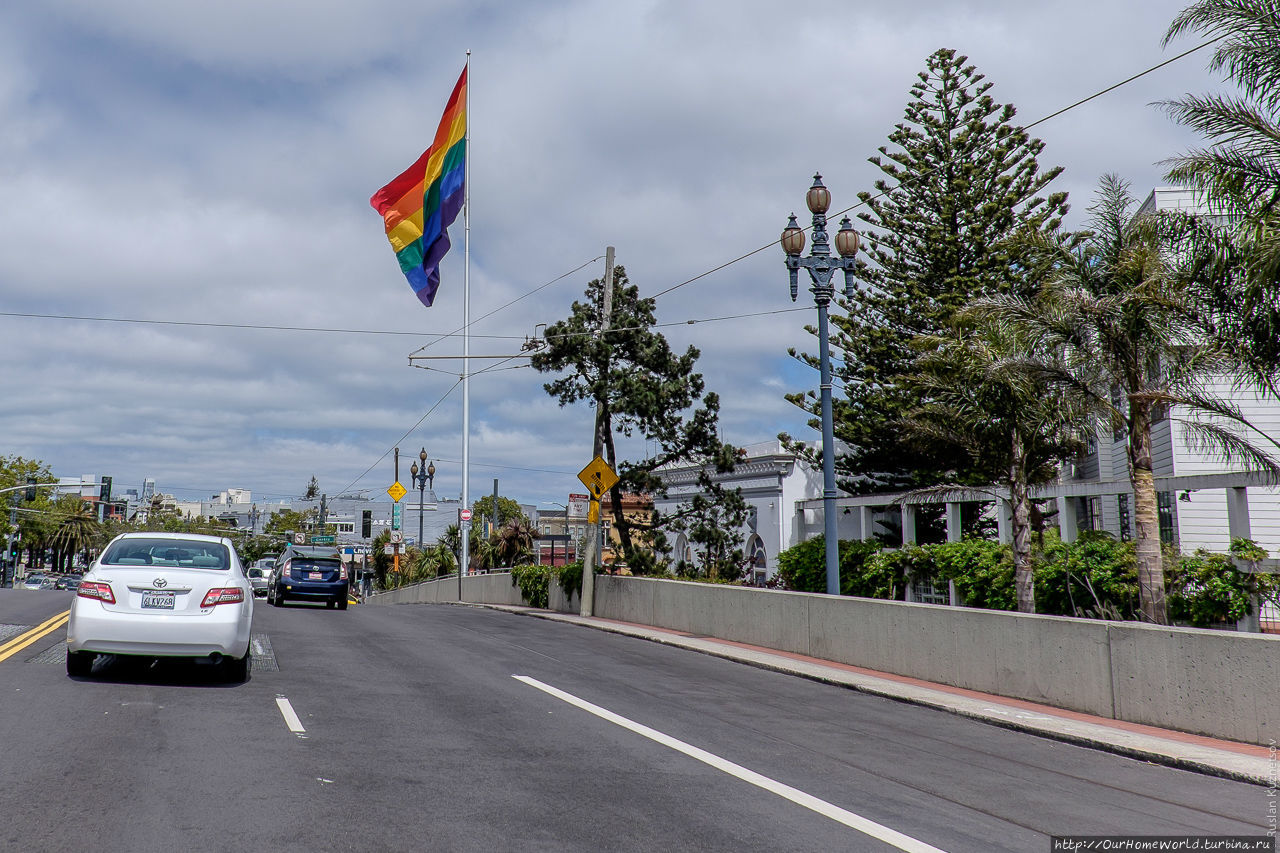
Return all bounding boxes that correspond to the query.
[1157,491,1177,546]
[1078,496,1103,532]
[747,535,766,586]
[1117,495,1131,542]
[1111,386,1126,442]
[336,522,355,534]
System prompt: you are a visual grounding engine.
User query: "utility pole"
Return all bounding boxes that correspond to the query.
[582,246,615,618]
[393,447,400,576]
[491,479,499,540]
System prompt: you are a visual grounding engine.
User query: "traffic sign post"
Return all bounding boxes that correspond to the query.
[388,480,407,574]
[577,454,619,618]
[577,456,619,500]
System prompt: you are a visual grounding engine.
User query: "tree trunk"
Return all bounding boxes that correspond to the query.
[1129,404,1168,624]
[1010,434,1035,613]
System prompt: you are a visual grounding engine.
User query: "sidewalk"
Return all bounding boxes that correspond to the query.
[481,604,1276,786]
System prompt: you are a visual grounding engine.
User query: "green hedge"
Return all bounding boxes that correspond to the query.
[774,533,1276,626]
[509,562,585,609]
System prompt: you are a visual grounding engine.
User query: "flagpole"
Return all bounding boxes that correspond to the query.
[459,50,471,592]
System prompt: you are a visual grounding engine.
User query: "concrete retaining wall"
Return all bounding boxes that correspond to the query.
[370,572,1280,744]
[369,572,523,606]
[593,576,1279,745]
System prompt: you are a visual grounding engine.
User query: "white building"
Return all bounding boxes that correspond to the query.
[653,439,822,583]
[1064,188,1280,554]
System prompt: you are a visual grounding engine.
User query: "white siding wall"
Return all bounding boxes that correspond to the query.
[1168,379,1280,552]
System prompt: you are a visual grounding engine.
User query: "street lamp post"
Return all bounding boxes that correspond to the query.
[409,447,435,549]
[781,173,860,596]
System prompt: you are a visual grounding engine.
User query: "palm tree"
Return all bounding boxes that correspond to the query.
[905,317,1089,613]
[1161,2,1280,394]
[493,518,536,567]
[1161,1,1280,217]
[977,175,1280,623]
[52,500,101,571]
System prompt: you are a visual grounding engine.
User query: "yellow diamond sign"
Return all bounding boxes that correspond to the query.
[387,481,407,502]
[577,456,619,499]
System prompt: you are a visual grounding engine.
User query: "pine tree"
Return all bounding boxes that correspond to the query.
[788,48,1070,493]
[531,264,738,572]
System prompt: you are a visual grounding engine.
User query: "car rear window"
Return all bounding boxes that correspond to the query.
[101,539,230,570]
[291,558,340,572]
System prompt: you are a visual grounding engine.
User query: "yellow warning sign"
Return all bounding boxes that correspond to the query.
[577,456,619,499]
[387,481,407,502]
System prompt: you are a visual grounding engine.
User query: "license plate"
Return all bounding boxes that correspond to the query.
[308,572,322,580]
[142,592,175,609]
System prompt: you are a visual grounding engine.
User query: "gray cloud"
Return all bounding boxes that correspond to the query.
[0,0,1231,509]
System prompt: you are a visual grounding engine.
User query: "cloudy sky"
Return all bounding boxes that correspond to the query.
[0,1,1230,511]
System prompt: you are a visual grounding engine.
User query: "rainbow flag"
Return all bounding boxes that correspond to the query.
[370,66,467,308]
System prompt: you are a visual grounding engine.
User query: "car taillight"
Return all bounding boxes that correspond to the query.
[200,588,245,607]
[339,566,348,581]
[77,582,115,604]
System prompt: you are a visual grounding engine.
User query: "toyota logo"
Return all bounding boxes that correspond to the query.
[152,578,168,588]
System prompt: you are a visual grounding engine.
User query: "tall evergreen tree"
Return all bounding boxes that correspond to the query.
[531,264,738,572]
[788,48,1070,493]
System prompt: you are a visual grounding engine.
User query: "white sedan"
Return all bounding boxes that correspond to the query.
[66,532,253,681]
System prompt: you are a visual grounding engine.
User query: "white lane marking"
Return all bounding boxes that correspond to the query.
[513,675,946,853]
[252,639,264,656]
[275,696,306,734]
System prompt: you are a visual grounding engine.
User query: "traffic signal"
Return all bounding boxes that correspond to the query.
[24,477,35,501]
[361,510,372,538]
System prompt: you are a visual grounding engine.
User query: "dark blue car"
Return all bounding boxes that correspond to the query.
[268,545,349,610]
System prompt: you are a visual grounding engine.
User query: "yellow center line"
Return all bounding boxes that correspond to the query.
[0,610,71,662]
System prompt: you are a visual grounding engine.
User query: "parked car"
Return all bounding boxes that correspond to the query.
[245,566,269,598]
[66,532,253,681]
[267,544,348,609]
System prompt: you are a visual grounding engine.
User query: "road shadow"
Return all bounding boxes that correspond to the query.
[68,654,251,688]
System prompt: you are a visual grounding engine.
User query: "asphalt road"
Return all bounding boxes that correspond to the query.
[0,588,1272,852]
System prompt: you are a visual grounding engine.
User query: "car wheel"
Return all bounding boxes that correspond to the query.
[337,597,348,611]
[223,653,250,683]
[67,650,93,677]
[272,589,285,607]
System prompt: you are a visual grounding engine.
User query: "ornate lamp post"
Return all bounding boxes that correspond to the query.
[782,173,860,595]
[409,447,435,549]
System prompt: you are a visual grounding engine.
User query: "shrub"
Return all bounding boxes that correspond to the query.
[510,564,550,608]
[557,561,583,601]
[1166,545,1278,627]
[1034,531,1139,619]
[927,539,1015,610]
[775,537,881,595]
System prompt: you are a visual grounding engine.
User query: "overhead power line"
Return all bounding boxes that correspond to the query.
[647,34,1226,301]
